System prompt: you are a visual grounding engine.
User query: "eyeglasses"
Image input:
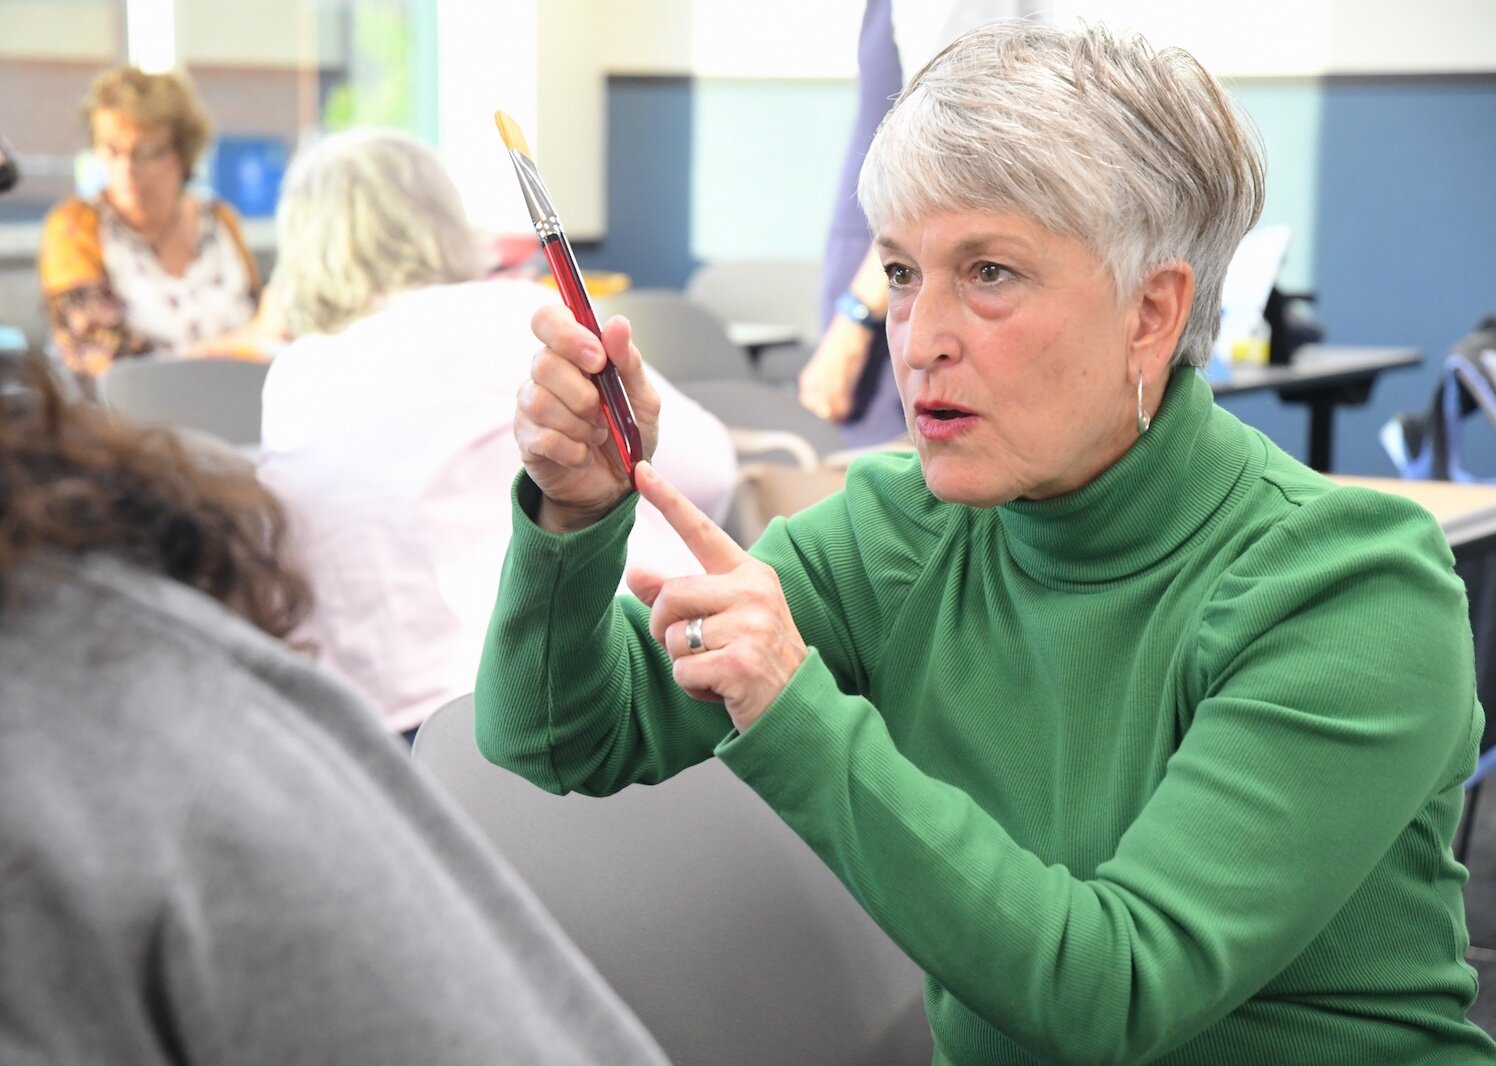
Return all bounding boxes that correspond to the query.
[94,140,176,167]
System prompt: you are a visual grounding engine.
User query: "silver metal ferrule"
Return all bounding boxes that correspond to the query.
[507,149,558,230]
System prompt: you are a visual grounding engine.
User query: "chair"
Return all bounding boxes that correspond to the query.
[676,377,851,544]
[1374,315,1496,864]
[686,259,823,386]
[725,459,851,547]
[686,257,823,346]
[412,693,932,1066]
[97,356,270,447]
[594,289,754,384]
[1457,744,1496,864]
[679,377,847,458]
[678,377,907,545]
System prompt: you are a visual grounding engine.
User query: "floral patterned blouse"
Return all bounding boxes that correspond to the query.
[38,195,260,378]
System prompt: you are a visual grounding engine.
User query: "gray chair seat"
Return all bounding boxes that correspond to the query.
[595,289,755,383]
[413,693,932,1066]
[97,356,270,448]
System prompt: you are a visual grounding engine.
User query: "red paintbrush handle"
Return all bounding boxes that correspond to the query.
[540,236,644,482]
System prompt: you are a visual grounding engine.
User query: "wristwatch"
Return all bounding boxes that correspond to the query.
[835,290,882,331]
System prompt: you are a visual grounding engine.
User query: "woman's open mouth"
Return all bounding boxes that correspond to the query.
[914,402,977,440]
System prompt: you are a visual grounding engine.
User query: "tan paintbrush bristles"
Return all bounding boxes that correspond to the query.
[493,111,531,157]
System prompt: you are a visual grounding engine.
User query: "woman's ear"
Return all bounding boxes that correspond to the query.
[1129,261,1195,374]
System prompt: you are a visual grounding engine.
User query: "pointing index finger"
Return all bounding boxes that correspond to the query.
[635,461,748,574]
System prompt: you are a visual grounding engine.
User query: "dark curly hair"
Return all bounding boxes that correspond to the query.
[0,354,310,638]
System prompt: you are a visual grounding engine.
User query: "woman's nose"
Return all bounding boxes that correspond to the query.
[897,288,959,371]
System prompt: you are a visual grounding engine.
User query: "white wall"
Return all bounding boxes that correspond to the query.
[71,0,1483,241]
[1324,0,1496,73]
[595,0,694,73]
[0,0,118,59]
[1049,0,1330,75]
[1049,0,1496,75]
[689,1,861,79]
[532,0,690,240]
[177,0,313,67]
[527,0,859,240]
[435,0,538,235]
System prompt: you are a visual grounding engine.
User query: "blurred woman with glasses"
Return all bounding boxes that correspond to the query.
[37,66,279,380]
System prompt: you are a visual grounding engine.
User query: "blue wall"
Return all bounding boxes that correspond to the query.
[576,76,696,289]
[1311,77,1496,475]
[587,73,1496,474]
[691,79,856,263]
[1209,80,1327,466]
[580,75,855,287]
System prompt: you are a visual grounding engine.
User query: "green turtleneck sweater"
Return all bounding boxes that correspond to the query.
[476,369,1494,1064]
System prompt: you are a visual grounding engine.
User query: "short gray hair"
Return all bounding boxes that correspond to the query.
[274,129,481,337]
[859,21,1266,368]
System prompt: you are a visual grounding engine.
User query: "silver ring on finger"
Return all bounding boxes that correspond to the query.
[684,616,707,654]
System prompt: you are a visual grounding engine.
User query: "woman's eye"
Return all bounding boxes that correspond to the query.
[884,264,913,287]
[975,262,1008,284]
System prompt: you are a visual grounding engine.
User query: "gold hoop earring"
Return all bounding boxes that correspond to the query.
[1136,374,1150,435]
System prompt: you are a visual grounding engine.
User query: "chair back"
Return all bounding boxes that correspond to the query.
[595,289,753,383]
[679,377,847,457]
[97,357,270,447]
[412,694,932,1066]
[686,258,823,343]
[673,377,853,545]
[726,461,851,547]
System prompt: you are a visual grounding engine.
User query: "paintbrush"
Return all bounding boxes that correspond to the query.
[495,110,644,483]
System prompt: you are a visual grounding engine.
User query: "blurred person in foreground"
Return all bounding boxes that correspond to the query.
[476,21,1495,1063]
[258,129,736,740]
[0,354,665,1064]
[38,66,279,379]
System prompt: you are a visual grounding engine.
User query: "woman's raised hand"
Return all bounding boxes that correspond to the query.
[798,316,871,422]
[626,461,808,732]
[517,306,661,532]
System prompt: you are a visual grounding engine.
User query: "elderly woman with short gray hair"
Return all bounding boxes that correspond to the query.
[477,22,1493,1063]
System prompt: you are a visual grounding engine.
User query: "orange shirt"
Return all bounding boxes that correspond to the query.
[38,196,261,378]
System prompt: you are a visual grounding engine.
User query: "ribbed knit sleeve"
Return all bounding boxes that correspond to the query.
[474,458,938,796]
[717,481,1486,1064]
[474,474,732,793]
[475,394,1494,1064]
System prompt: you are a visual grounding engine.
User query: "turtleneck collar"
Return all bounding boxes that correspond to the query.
[994,369,1260,586]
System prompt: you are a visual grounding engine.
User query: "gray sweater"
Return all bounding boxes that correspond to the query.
[0,554,667,1066]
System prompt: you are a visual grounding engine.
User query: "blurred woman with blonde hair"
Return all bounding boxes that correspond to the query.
[38,66,275,378]
[259,128,737,740]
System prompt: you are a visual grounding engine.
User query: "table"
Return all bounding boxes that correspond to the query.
[1210,345,1422,472]
[726,322,805,363]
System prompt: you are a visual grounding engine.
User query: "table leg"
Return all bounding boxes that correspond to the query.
[1457,780,1481,864]
[1306,395,1335,472]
